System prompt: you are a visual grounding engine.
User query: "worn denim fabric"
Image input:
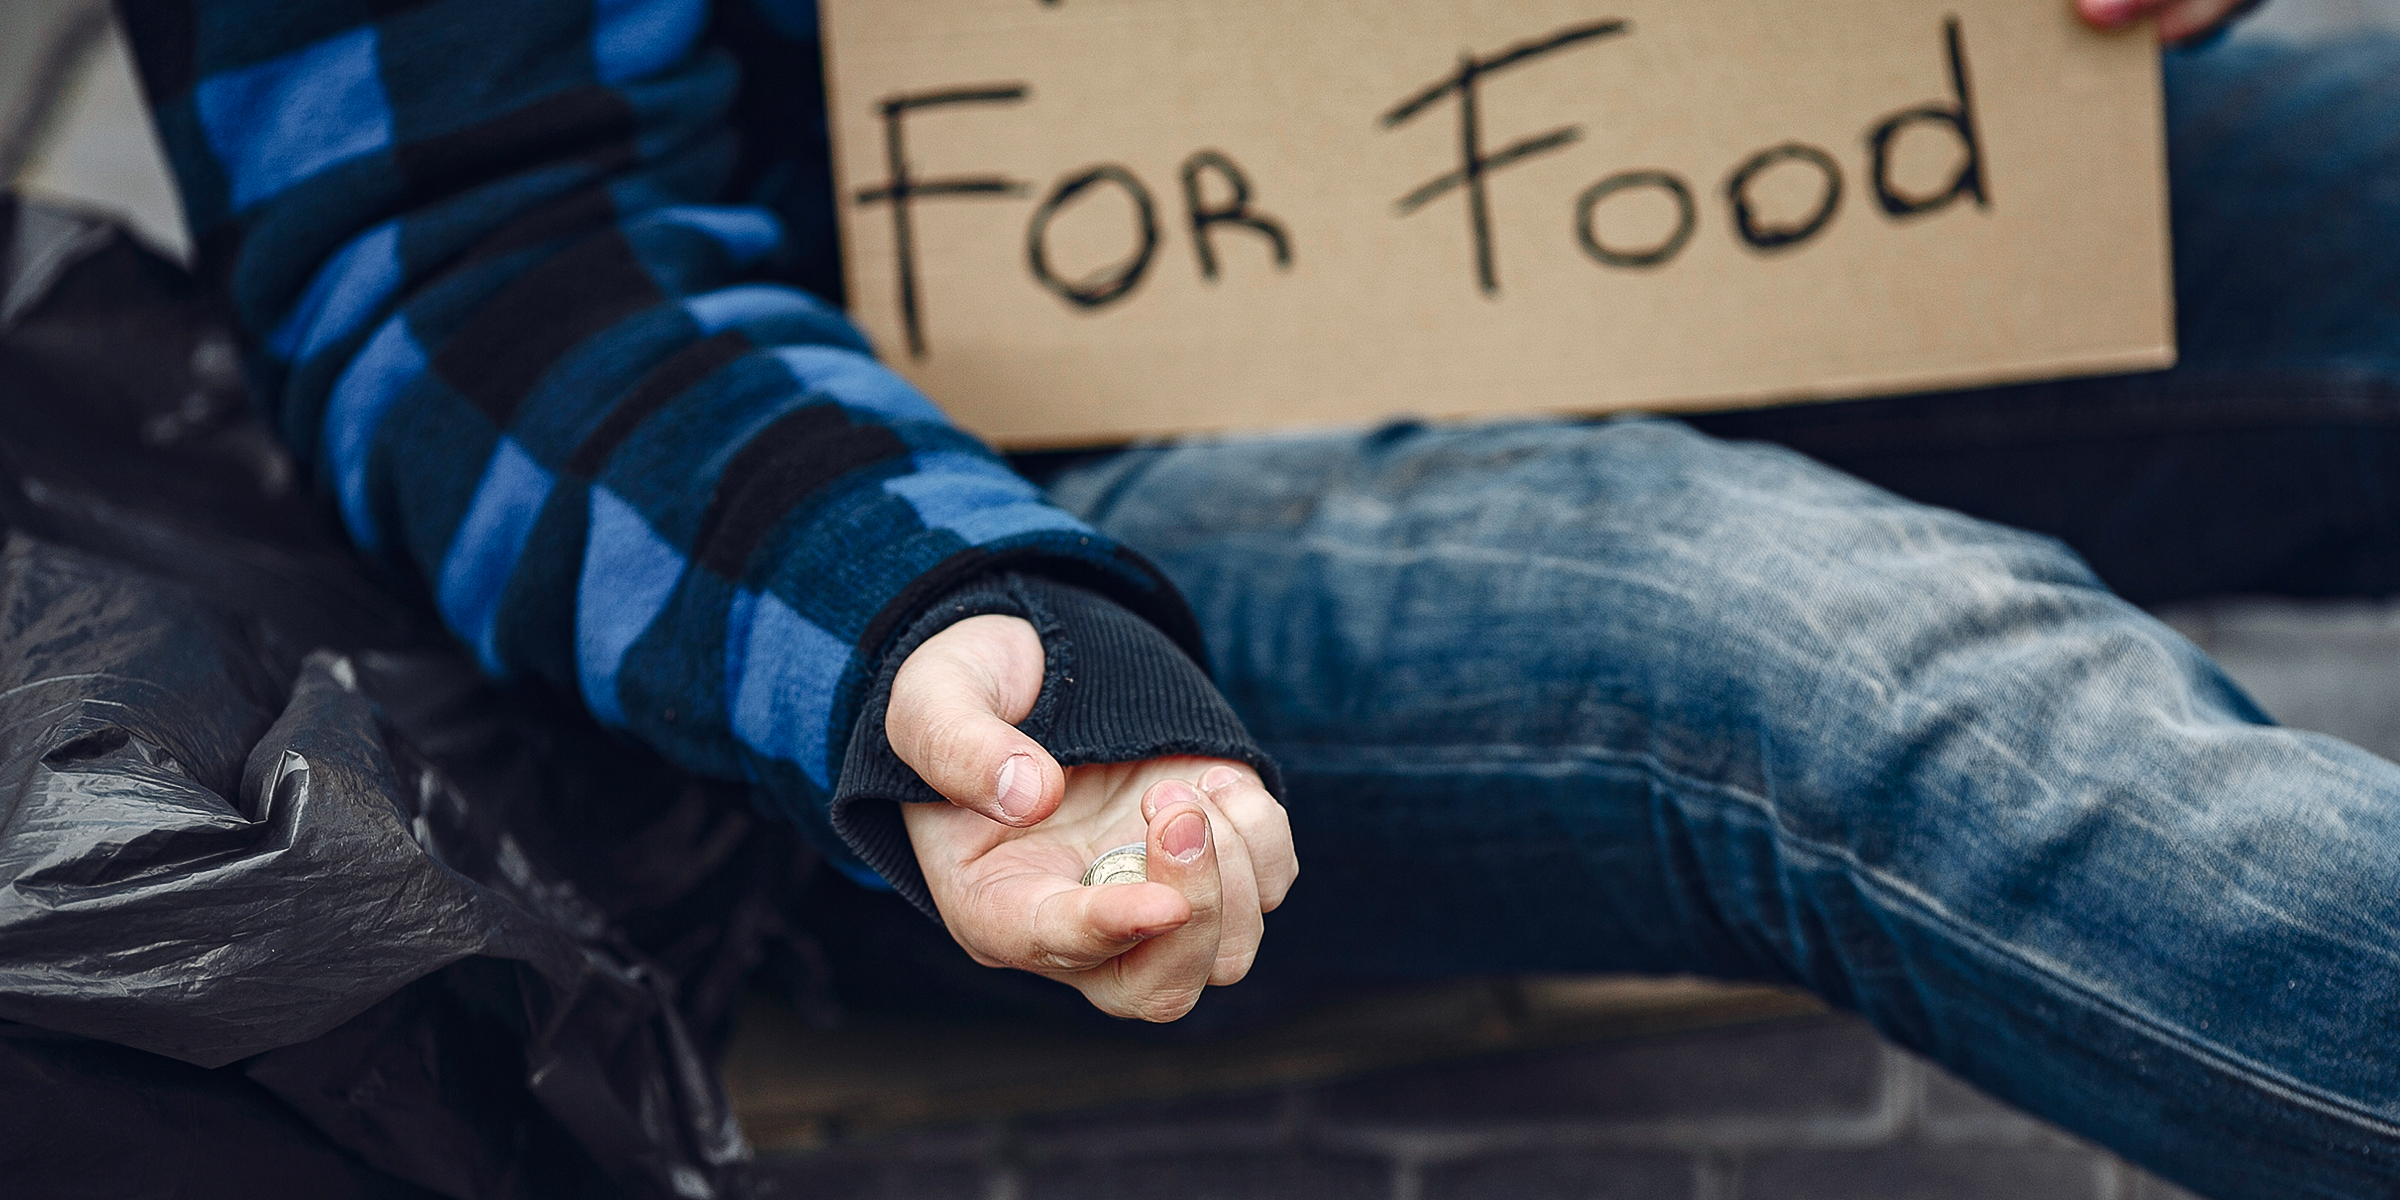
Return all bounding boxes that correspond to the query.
[1028,37,2400,1198]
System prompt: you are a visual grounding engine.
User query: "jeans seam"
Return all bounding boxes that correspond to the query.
[1275,738,2400,1142]
[1665,754,2400,1144]
[1828,851,2400,1141]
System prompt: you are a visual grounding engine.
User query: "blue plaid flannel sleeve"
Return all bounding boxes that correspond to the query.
[114,0,1202,877]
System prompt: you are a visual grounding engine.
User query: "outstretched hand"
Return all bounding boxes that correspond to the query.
[2077,0,2260,44]
[885,614,1296,1021]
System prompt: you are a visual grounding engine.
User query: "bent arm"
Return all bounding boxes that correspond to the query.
[113,0,1249,890]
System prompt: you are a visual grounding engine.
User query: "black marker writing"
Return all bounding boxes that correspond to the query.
[1575,170,1695,269]
[1181,149,1292,281]
[1381,19,1628,297]
[1868,16,1988,218]
[1725,143,1842,253]
[854,86,1030,358]
[1027,164,1159,308]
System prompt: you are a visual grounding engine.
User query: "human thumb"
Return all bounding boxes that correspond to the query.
[2076,0,2144,28]
[885,613,1064,827]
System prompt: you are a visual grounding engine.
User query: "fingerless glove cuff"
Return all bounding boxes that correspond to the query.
[830,572,1279,919]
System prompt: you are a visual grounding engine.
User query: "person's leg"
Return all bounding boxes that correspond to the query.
[1689,35,2400,607]
[846,34,2400,1055]
[1046,416,2400,1199]
[971,33,2400,1193]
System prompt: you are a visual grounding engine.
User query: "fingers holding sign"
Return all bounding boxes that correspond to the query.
[2078,0,2262,44]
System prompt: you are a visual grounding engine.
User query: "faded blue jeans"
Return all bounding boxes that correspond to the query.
[1039,37,2400,1199]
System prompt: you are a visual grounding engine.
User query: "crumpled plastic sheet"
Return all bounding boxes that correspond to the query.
[0,195,813,1198]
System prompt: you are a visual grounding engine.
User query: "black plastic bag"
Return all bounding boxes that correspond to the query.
[0,195,815,1198]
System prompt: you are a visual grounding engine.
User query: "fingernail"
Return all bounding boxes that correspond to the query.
[2083,0,2138,26]
[1163,811,1208,862]
[996,754,1036,820]
[1200,765,1242,793]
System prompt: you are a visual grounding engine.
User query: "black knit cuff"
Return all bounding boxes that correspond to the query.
[830,572,1279,920]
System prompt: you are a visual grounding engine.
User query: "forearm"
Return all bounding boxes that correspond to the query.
[116,0,1209,878]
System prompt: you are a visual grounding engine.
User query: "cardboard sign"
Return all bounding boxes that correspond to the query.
[819,0,2172,447]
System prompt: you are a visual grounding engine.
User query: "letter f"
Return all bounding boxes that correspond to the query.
[855,87,1031,358]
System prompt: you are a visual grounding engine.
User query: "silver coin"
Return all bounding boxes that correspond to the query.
[1080,842,1149,887]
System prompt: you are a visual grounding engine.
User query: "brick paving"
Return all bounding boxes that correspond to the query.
[752,1016,2201,1199]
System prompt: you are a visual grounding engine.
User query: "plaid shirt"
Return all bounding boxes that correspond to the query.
[115,0,1201,878]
